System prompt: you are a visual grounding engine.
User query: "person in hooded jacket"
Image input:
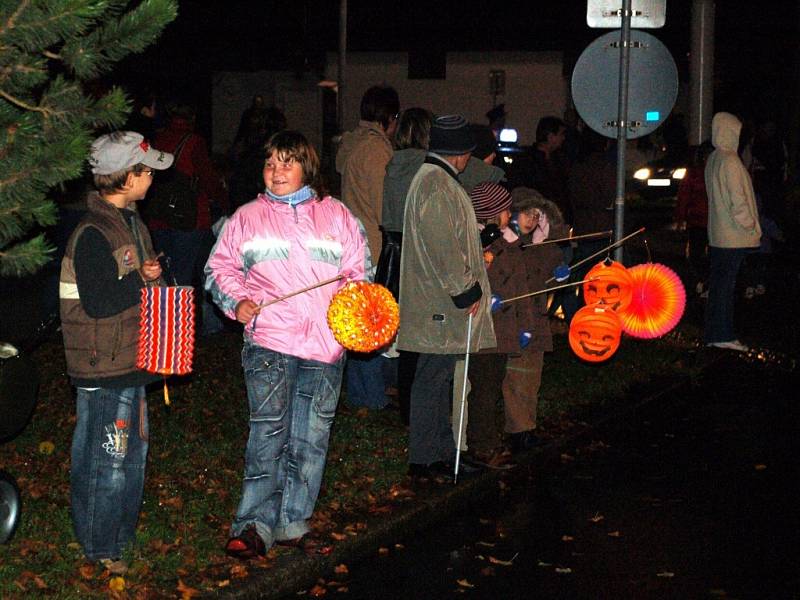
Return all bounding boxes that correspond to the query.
[704,112,761,352]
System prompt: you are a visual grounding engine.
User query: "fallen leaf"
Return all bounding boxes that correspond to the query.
[330,532,347,541]
[537,560,552,567]
[38,441,55,455]
[336,587,349,593]
[334,564,349,575]
[480,566,496,577]
[555,567,573,574]
[456,578,475,588]
[476,541,496,548]
[394,543,405,550]
[79,564,95,580]
[488,552,518,566]
[656,571,675,578]
[561,535,574,542]
[378,547,390,556]
[176,579,201,599]
[560,453,575,462]
[230,564,249,579]
[108,576,125,592]
[479,518,492,525]
[217,580,230,587]
[309,583,327,597]
[607,531,621,538]
[33,575,48,589]
[754,464,767,471]
[589,513,605,523]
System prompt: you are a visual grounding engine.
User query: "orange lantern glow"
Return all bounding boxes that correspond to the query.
[618,263,686,339]
[568,305,623,363]
[583,259,634,312]
[327,281,400,352]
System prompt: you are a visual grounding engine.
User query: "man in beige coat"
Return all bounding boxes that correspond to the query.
[336,85,400,409]
[398,114,496,479]
[704,112,761,352]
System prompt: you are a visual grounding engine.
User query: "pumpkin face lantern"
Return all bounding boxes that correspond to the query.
[568,305,623,363]
[583,260,633,312]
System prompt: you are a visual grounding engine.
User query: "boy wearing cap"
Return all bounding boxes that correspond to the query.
[60,131,173,574]
[398,114,496,480]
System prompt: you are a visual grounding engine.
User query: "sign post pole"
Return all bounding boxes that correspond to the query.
[614,0,633,262]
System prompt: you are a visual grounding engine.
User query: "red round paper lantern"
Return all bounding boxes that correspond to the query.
[327,281,400,352]
[568,305,623,363]
[618,263,686,339]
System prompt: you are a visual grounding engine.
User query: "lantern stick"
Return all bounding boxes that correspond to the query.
[257,274,345,310]
[498,277,598,306]
[454,312,473,485]
[521,230,612,248]
[545,227,646,284]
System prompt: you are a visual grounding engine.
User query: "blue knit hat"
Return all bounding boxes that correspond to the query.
[429,114,476,155]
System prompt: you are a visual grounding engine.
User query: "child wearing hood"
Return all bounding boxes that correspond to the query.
[504,187,569,452]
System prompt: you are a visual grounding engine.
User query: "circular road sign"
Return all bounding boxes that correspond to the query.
[572,30,678,140]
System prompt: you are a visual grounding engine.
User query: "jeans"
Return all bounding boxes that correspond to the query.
[345,352,389,409]
[70,387,148,561]
[233,344,344,549]
[704,246,747,344]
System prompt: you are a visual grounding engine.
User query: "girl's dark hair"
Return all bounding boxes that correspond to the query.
[264,130,320,190]
[395,108,434,150]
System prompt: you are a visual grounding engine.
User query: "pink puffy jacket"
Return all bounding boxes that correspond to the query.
[205,193,369,364]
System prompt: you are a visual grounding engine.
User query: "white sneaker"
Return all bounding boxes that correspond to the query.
[744,287,755,299]
[707,340,749,352]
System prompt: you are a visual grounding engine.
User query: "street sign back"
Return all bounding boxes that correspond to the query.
[587,0,666,28]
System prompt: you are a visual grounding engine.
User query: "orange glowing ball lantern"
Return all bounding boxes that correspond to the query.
[327,281,400,352]
[583,259,634,312]
[568,305,623,363]
[618,263,686,339]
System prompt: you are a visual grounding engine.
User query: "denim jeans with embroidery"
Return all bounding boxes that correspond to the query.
[233,343,343,548]
[70,386,148,561]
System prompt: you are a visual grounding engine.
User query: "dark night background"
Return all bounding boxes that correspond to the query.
[111,1,800,153]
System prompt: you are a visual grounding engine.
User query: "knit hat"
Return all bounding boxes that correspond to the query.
[89,131,174,175]
[470,181,512,219]
[469,124,498,160]
[428,114,476,155]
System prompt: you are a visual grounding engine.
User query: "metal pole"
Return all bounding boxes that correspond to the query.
[337,0,347,133]
[454,313,473,485]
[614,0,633,263]
[688,0,715,146]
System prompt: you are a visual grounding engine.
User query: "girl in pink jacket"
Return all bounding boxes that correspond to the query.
[205,130,369,559]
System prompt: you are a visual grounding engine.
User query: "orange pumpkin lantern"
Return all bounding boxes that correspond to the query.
[568,305,623,363]
[583,259,634,312]
[327,281,399,353]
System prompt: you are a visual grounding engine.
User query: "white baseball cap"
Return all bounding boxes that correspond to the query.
[89,131,174,175]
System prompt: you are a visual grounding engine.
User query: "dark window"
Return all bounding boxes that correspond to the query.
[408,49,446,80]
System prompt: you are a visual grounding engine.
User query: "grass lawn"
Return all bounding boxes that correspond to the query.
[0,316,704,598]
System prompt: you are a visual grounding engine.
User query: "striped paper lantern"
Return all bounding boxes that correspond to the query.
[618,263,686,339]
[136,286,195,375]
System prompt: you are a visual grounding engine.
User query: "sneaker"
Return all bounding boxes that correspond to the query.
[695,282,705,295]
[225,524,266,560]
[707,340,749,352]
[744,287,755,299]
[98,558,128,575]
[755,284,766,295]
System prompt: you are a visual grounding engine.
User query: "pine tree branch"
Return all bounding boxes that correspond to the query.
[0,89,51,116]
[0,0,31,37]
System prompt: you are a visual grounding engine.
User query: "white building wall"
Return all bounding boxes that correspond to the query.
[327,51,567,146]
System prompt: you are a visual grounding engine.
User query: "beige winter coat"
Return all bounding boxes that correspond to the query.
[705,112,761,248]
[336,120,393,261]
[397,157,496,354]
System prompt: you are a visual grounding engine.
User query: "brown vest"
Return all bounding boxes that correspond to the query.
[60,193,158,382]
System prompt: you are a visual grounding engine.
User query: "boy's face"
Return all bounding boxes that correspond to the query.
[263,151,304,196]
[517,208,540,235]
[126,169,154,201]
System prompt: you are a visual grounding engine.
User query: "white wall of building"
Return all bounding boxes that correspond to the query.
[326,51,567,146]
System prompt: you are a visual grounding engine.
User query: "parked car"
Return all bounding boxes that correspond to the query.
[630,150,688,201]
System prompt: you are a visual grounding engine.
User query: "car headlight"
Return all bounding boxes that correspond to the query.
[671,167,686,180]
[633,167,651,181]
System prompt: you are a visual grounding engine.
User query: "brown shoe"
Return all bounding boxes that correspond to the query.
[467,448,515,470]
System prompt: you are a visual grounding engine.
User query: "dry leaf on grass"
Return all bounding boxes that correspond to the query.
[309,583,328,597]
[488,553,518,566]
[456,578,475,588]
[334,564,349,575]
[176,579,201,599]
[589,513,605,523]
[108,577,125,592]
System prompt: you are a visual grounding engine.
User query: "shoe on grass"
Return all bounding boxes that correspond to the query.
[98,558,128,575]
[706,340,749,352]
[225,524,266,560]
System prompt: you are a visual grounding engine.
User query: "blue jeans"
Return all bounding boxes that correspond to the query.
[346,352,389,409]
[70,387,148,561]
[233,344,344,548]
[704,246,747,343]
